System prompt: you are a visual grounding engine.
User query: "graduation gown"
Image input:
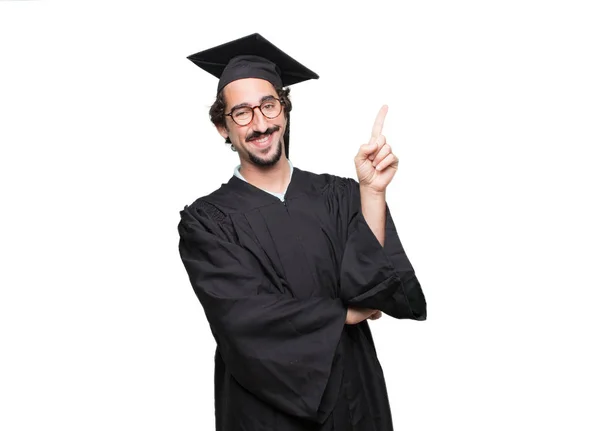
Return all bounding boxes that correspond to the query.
[178,167,426,430]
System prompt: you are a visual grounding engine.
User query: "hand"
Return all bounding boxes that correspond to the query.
[368,310,382,320]
[345,307,380,325]
[354,105,399,193]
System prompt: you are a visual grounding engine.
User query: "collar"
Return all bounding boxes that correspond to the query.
[206,165,315,212]
[233,159,294,202]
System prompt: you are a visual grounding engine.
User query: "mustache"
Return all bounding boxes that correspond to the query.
[246,126,280,142]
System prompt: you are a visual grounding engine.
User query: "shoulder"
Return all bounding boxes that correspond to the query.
[178,183,236,238]
[180,180,237,219]
[291,168,360,218]
[182,198,227,225]
[295,167,359,197]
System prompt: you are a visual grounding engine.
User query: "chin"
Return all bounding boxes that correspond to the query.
[247,136,284,167]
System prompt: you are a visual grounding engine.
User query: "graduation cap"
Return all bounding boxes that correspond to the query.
[187,33,319,158]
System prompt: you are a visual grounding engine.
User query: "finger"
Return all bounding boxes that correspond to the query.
[375,153,398,171]
[362,308,376,320]
[357,138,378,161]
[371,143,391,167]
[371,105,388,138]
[368,135,386,160]
[368,310,382,320]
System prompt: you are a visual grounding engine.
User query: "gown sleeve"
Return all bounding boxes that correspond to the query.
[334,178,427,320]
[178,203,347,423]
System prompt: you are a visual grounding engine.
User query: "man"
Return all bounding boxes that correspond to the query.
[178,33,426,431]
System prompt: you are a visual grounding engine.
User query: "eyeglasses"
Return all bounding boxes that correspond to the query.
[225,98,284,126]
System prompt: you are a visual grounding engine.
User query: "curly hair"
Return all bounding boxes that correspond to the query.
[209,87,292,144]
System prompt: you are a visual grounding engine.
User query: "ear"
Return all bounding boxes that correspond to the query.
[216,124,229,140]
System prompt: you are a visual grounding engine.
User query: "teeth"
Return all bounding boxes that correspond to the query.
[253,135,269,144]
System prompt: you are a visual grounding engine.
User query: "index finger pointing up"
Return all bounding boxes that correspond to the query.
[371,105,388,138]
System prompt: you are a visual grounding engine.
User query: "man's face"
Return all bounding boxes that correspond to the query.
[218,78,287,167]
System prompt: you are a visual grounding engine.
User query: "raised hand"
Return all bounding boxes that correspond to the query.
[354,105,399,193]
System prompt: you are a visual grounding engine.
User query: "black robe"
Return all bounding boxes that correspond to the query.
[178,167,426,430]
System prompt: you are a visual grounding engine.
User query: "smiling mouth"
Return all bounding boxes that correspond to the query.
[247,133,274,148]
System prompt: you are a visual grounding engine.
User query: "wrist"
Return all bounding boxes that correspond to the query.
[360,184,386,199]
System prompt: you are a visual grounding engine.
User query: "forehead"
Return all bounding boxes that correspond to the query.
[222,78,278,107]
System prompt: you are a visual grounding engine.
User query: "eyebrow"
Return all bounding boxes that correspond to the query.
[229,95,277,112]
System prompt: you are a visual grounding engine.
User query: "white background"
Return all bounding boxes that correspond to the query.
[1,1,599,430]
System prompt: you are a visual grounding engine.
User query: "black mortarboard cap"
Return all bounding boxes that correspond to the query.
[188,33,319,92]
[187,33,319,157]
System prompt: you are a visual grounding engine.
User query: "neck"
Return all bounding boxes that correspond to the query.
[239,156,290,194]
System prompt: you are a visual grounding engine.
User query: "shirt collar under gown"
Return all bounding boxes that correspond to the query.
[229,159,317,210]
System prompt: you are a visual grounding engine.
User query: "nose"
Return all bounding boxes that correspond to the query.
[250,106,268,131]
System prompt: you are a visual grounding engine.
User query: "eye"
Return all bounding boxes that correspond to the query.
[233,109,250,118]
